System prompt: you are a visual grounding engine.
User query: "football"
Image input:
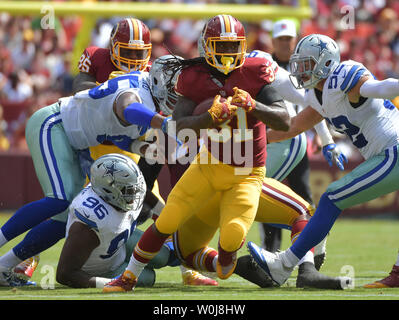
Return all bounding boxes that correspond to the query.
[193,96,226,116]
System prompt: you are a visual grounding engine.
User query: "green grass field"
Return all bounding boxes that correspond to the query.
[0,213,399,301]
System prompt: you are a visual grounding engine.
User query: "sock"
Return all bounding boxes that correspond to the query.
[291,193,341,260]
[298,251,314,265]
[0,250,22,270]
[1,197,70,242]
[217,238,244,267]
[126,255,149,279]
[185,247,218,273]
[291,217,315,265]
[128,223,169,278]
[12,219,66,261]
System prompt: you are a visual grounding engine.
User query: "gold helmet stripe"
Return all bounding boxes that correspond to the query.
[131,18,142,41]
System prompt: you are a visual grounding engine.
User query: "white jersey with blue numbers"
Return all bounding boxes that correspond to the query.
[59,71,155,151]
[305,60,399,160]
[247,50,306,117]
[66,185,139,276]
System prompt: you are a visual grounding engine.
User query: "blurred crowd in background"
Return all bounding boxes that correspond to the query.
[0,0,399,155]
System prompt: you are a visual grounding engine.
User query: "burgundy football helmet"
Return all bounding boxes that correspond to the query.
[198,15,247,74]
[110,18,152,72]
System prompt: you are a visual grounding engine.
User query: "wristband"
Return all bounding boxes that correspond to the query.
[314,121,334,146]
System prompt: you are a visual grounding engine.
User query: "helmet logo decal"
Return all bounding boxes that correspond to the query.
[311,38,329,55]
[103,161,121,179]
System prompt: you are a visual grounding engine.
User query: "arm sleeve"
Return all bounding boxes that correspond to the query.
[359,78,399,100]
[271,67,306,106]
[313,120,334,146]
[123,103,156,127]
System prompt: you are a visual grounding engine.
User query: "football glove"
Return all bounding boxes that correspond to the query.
[322,143,348,171]
[231,87,256,112]
[207,95,237,124]
[161,116,183,146]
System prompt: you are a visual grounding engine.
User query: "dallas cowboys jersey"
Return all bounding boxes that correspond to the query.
[59,71,155,151]
[305,60,399,160]
[66,185,139,276]
[247,50,306,117]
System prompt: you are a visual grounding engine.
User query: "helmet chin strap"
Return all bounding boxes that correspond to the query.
[221,56,234,75]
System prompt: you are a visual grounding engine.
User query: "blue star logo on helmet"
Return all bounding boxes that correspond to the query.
[103,161,121,178]
[312,39,329,55]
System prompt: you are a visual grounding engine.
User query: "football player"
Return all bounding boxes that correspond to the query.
[56,154,176,288]
[103,16,347,292]
[0,70,177,283]
[73,18,214,286]
[247,34,399,288]
[4,18,212,287]
[142,55,350,289]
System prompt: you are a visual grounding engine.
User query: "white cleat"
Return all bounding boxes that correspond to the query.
[247,241,294,286]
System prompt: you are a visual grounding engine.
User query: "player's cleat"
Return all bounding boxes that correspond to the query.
[216,259,237,280]
[234,255,274,288]
[364,265,399,288]
[0,271,36,287]
[14,255,40,280]
[102,270,137,293]
[182,270,218,286]
[247,241,293,286]
[296,262,353,289]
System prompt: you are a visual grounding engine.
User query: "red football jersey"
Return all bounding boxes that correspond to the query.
[78,46,152,83]
[175,57,276,167]
[78,46,117,83]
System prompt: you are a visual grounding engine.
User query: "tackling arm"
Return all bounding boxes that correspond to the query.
[267,106,324,143]
[172,95,214,135]
[56,222,101,288]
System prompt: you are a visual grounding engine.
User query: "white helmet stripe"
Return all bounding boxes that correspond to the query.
[218,15,226,34]
[217,14,236,35]
[127,18,134,42]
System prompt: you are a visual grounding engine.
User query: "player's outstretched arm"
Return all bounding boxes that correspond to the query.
[267,106,324,143]
[115,91,182,145]
[56,222,102,288]
[350,74,399,101]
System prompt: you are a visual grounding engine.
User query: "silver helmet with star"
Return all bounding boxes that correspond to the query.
[289,34,340,89]
[90,153,146,212]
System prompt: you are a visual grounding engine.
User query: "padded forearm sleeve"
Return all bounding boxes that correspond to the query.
[123,103,156,127]
[314,120,334,146]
